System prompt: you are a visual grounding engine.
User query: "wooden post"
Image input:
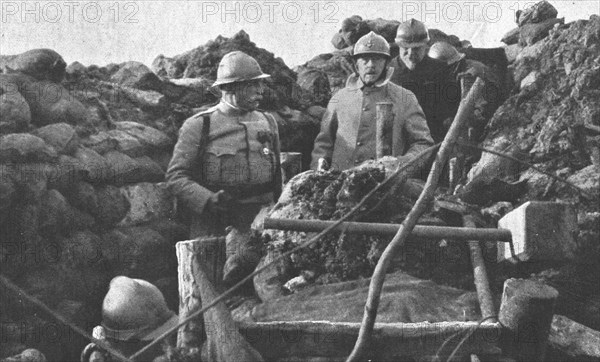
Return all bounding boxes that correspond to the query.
[280,152,303,184]
[498,278,558,361]
[176,237,226,350]
[463,215,496,322]
[375,102,393,159]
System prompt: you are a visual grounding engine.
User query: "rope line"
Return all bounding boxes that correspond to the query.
[7,139,569,360]
[0,275,133,362]
[129,144,441,359]
[457,141,595,199]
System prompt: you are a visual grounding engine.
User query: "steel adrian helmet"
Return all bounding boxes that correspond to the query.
[353,31,391,58]
[429,42,466,64]
[101,276,178,341]
[213,51,270,87]
[395,19,430,48]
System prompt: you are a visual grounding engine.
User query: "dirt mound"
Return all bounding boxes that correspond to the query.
[255,164,476,302]
[465,14,600,330]
[152,30,309,110]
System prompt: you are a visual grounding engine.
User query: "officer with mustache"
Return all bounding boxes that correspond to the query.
[167,51,282,287]
[312,31,434,172]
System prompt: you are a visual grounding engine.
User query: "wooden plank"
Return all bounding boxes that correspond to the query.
[237,321,502,360]
[548,315,600,359]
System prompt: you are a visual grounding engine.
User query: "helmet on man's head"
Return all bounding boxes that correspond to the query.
[101,276,178,341]
[429,42,466,64]
[353,31,391,58]
[395,19,430,48]
[213,51,270,87]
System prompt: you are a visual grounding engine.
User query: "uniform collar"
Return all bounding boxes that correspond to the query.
[218,100,251,116]
[346,67,395,90]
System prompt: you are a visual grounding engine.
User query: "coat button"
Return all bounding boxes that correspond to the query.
[357,141,362,146]
[362,106,369,111]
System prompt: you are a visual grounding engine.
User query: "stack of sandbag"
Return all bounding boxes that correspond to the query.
[0,48,190,361]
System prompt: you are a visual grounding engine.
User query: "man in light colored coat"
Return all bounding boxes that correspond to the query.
[311,31,434,172]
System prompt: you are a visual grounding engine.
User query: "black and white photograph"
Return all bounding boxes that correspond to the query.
[1,1,599,361]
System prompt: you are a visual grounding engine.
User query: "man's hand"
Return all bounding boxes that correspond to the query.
[206,190,234,215]
[317,158,330,172]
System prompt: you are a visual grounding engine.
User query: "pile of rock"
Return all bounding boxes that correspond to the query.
[464,14,600,329]
[502,1,565,61]
[152,30,317,111]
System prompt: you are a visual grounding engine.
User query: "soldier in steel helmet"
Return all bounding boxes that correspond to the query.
[429,41,503,137]
[80,276,178,362]
[390,19,459,143]
[166,51,282,287]
[311,31,433,172]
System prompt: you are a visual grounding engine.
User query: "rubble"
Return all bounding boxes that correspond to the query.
[254,164,474,302]
[466,14,600,331]
[2,5,600,360]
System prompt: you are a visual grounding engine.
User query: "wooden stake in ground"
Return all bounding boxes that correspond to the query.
[176,237,226,351]
[192,258,264,361]
[175,238,262,361]
[499,278,558,361]
[347,77,487,361]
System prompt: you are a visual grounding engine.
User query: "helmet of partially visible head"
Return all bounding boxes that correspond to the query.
[395,18,430,48]
[212,51,270,87]
[429,42,466,64]
[353,31,391,58]
[101,276,178,342]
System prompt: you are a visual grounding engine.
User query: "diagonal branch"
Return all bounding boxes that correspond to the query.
[129,144,440,360]
[346,77,487,361]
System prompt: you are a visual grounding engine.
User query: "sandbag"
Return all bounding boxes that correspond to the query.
[151,55,184,79]
[501,27,521,45]
[0,89,31,134]
[15,77,91,128]
[0,48,66,82]
[0,166,17,224]
[65,61,87,79]
[39,189,75,235]
[519,17,564,46]
[33,123,79,155]
[0,133,57,163]
[103,150,164,185]
[100,226,174,279]
[114,121,173,150]
[110,61,163,91]
[296,69,331,108]
[73,147,111,184]
[517,0,558,26]
[364,18,401,43]
[106,129,146,157]
[117,182,175,227]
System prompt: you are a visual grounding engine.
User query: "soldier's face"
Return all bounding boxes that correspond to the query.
[233,80,265,110]
[399,45,427,70]
[355,54,388,86]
